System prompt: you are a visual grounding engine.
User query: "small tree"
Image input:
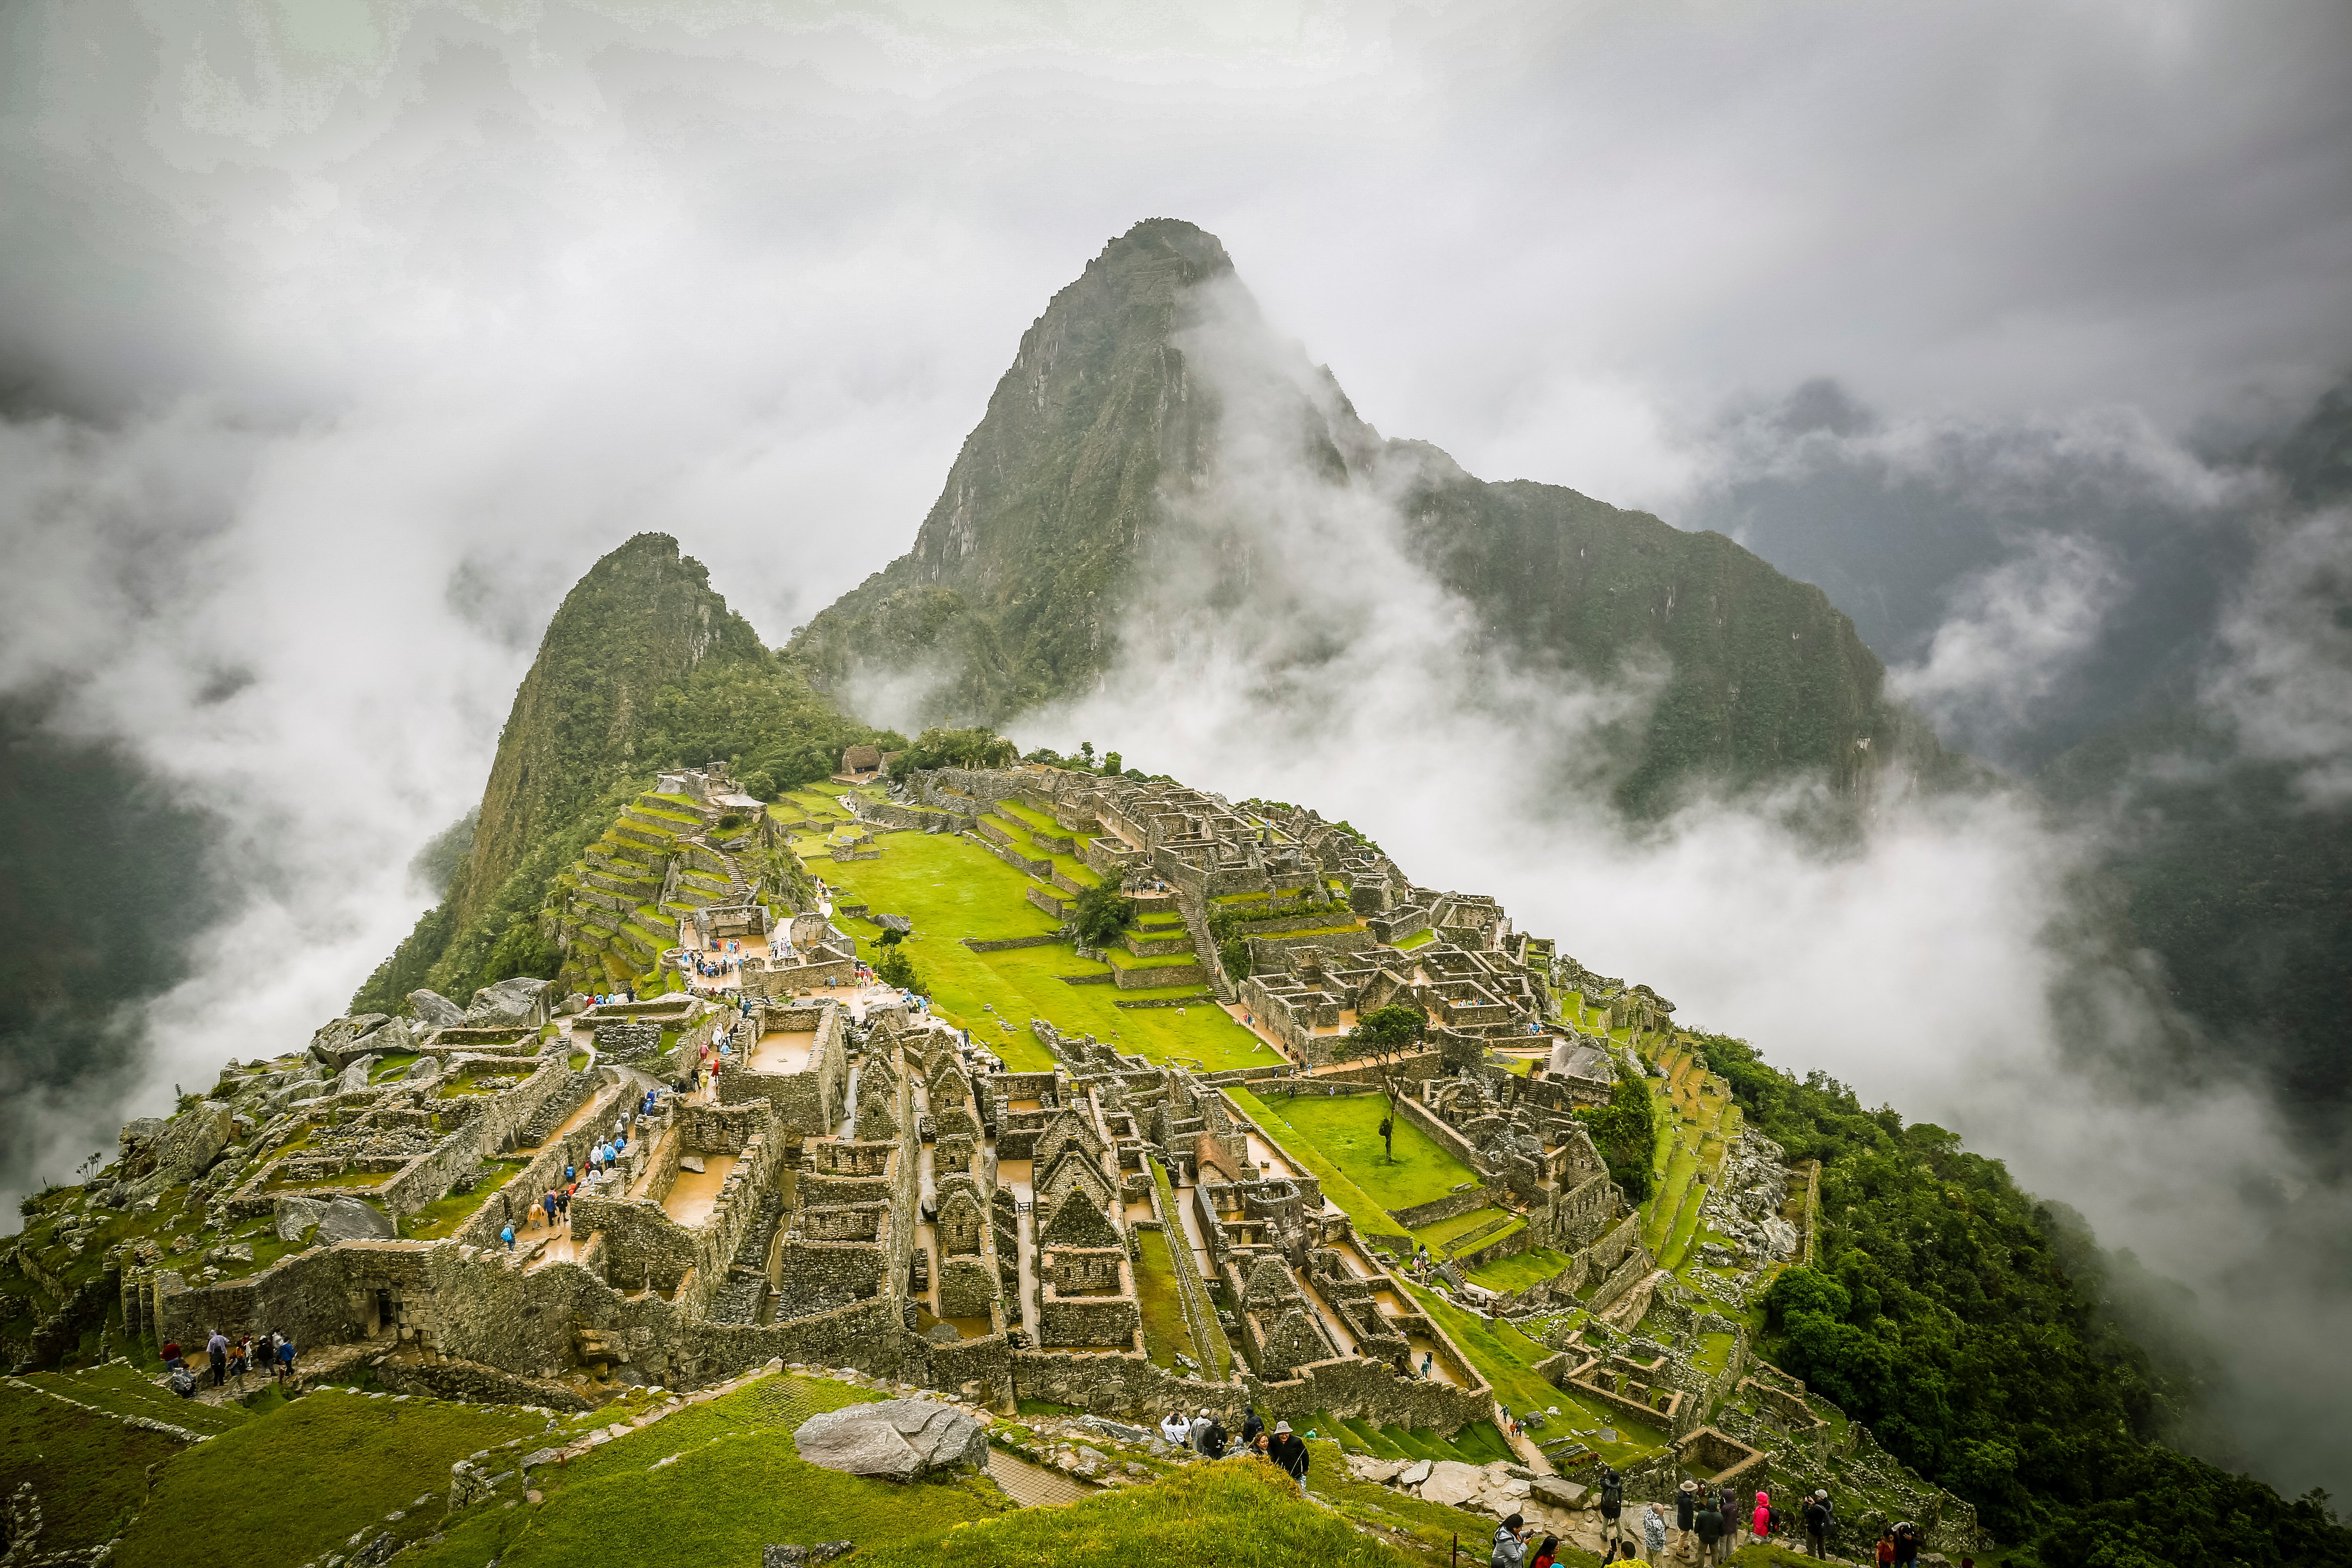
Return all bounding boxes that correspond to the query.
[873,941,926,996]
[1070,880,1134,947]
[1102,750,1123,775]
[1333,1003,1428,1161]
[1078,741,1096,766]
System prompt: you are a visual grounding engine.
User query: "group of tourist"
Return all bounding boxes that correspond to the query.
[162,1329,293,1397]
[1563,1469,1921,1565]
[1152,1406,1312,1491]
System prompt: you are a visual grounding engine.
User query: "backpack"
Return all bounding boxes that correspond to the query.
[168,1368,196,1398]
[1600,1479,1624,1511]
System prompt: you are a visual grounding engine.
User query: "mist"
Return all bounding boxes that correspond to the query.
[0,0,2348,1499]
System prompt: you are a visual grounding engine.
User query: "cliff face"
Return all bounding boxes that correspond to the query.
[791,218,1946,810]
[788,218,1230,721]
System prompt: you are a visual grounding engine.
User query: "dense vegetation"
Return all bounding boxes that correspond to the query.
[1069,880,1134,947]
[887,726,1017,776]
[1693,1030,2351,1566]
[1572,1067,1659,1203]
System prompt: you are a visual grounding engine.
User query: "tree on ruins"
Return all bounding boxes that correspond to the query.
[1070,880,1134,947]
[1333,1003,1429,1161]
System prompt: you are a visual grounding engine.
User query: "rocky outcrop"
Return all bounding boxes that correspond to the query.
[791,1399,989,1481]
[409,990,466,1029]
[466,977,550,1028]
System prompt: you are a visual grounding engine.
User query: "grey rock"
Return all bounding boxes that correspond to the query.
[404,1055,443,1082]
[1077,1414,1152,1444]
[924,1321,960,1344]
[763,1550,809,1568]
[151,1101,233,1185]
[678,1154,706,1174]
[1397,1458,1433,1488]
[370,1017,416,1057]
[467,977,550,1028]
[1531,1477,1588,1510]
[791,1398,989,1481]
[316,1196,395,1243]
[409,990,466,1029]
[560,993,591,1016]
[209,1241,254,1266]
[812,1546,853,1564]
[338,1056,380,1095]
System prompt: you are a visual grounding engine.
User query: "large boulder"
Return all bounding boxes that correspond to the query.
[466,977,550,1028]
[1418,1459,1488,1508]
[275,1196,329,1241]
[315,1196,396,1243]
[149,1101,234,1185]
[310,1014,390,1066]
[337,1056,380,1095]
[791,1399,989,1481]
[408,990,466,1029]
[403,1054,443,1082]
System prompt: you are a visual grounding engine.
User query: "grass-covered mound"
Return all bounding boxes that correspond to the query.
[0,1380,185,1554]
[110,1389,547,1568]
[866,1457,1416,1567]
[408,1373,1009,1568]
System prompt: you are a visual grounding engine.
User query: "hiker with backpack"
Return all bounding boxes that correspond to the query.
[1192,1408,1227,1459]
[1804,1490,1835,1557]
[1596,1467,1625,1552]
[1696,1490,1726,1565]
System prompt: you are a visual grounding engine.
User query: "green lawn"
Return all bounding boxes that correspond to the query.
[411,1374,1006,1568]
[1466,1245,1574,1293]
[1133,1228,1200,1369]
[815,833,1268,1074]
[112,1388,546,1568]
[1245,1094,1476,1212]
[1225,1090,1408,1240]
[1410,1206,1519,1255]
[0,1380,187,1553]
[862,1457,1415,1568]
[16,1363,256,1437]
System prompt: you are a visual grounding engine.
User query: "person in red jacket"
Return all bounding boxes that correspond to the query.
[1751,1491,1773,1544]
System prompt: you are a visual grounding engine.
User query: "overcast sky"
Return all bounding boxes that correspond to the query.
[3,0,2350,1490]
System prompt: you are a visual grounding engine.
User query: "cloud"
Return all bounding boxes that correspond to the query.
[2203,505,2352,803]
[1887,534,2124,747]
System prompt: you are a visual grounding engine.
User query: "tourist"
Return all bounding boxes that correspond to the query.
[1751,1492,1772,1547]
[1803,1490,1833,1558]
[1267,1420,1309,1492]
[1193,1408,1226,1458]
[1695,1492,1725,1565]
[206,1327,229,1388]
[1873,1528,1895,1566]
[160,1337,184,1372]
[1641,1503,1667,1565]
[566,1161,576,1185]
[542,1189,558,1229]
[276,1335,295,1385]
[1159,1409,1192,1446]
[229,1336,249,1391]
[1420,1349,1434,1379]
[1595,1467,1624,1550]
[501,1223,515,1251]
[1530,1534,1558,1568]
[1491,1513,1530,1567]
[1676,1479,1699,1556]
[1241,1405,1264,1448]
[1891,1521,1921,1566]
[558,1185,573,1225]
